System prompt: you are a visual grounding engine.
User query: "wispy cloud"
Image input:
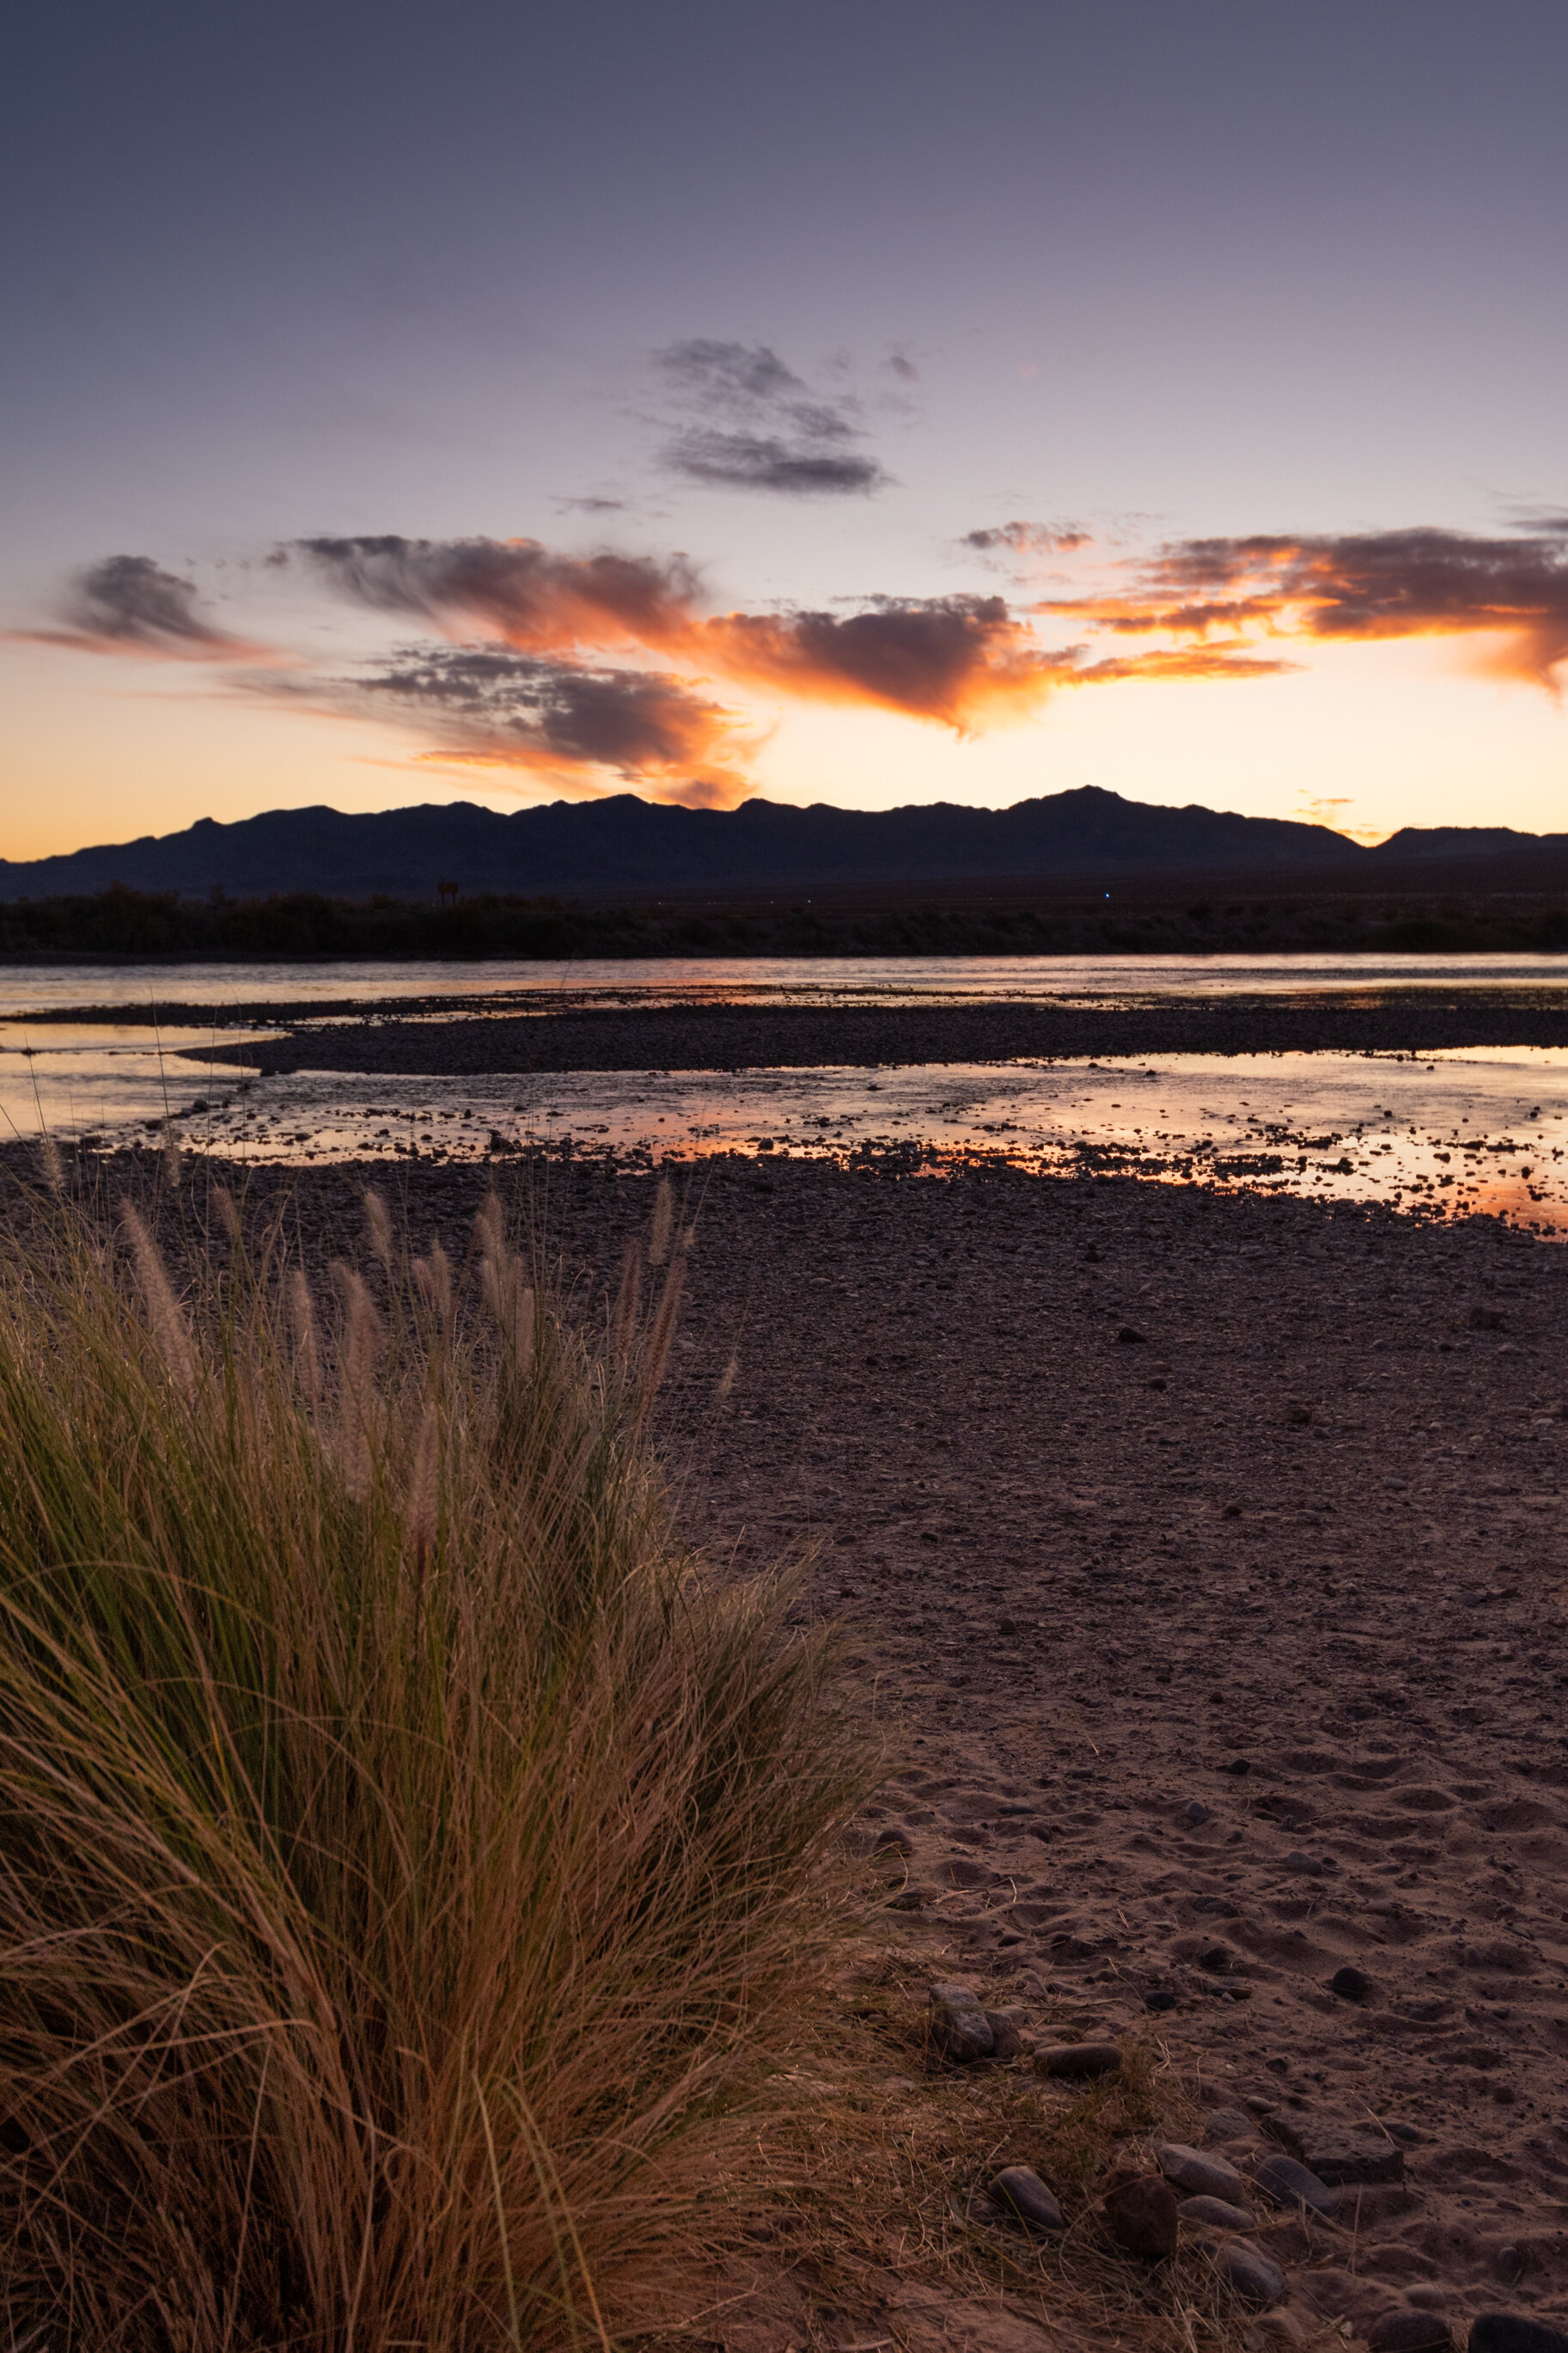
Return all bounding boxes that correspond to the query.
[24,554,267,660]
[652,339,891,496]
[292,532,1297,770]
[1041,523,1568,688]
[303,644,753,806]
[961,519,1093,561]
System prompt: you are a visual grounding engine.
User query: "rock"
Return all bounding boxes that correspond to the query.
[1251,2154,1339,2218]
[1224,1757,1252,1776]
[1186,1800,1212,1824]
[1103,2174,1180,2258]
[872,1829,915,1857]
[1303,2135,1405,2187]
[1155,2142,1247,2202]
[929,1981,994,2063]
[1331,1965,1372,2001]
[1469,2323,1568,2353]
[1144,1987,1180,2014]
[993,2166,1065,2231]
[1180,2195,1257,2231]
[984,2008,1026,2062]
[1253,2313,1308,2344]
[1260,2110,1404,2185]
[1406,2289,1449,2312]
[1206,2107,1257,2140]
[1213,2240,1288,2308]
[1283,1850,1327,1875]
[1193,1894,1242,1916]
[1367,2312,1451,2351]
[1035,2041,1121,2080]
[1115,1326,1147,1344]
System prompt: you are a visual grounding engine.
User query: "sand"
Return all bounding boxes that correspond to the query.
[7,1131,1567,2350]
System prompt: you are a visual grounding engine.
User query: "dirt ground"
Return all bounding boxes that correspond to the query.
[9,1134,1567,2353]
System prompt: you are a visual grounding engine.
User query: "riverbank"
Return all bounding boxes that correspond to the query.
[9,1140,1565,2349]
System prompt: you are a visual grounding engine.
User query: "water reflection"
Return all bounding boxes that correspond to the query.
[70,1044,1568,1238]
[4,947,1568,1019]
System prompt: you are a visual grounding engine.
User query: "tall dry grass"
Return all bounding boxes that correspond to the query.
[0,1179,869,2350]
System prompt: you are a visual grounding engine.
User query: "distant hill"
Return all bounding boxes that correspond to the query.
[1,787,1563,906]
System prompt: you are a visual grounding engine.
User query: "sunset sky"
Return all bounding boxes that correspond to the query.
[3,0,1567,860]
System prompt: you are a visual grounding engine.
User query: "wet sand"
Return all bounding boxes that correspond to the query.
[7,1117,1568,2349]
[201,985,1568,1075]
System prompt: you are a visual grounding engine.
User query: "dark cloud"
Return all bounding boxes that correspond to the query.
[284,641,751,806]
[961,520,1093,559]
[709,594,1071,726]
[1044,524,1568,686]
[661,431,887,496]
[551,494,629,515]
[26,553,259,657]
[652,337,891,497]
[295,535,699,650]
[301,529,1264,731]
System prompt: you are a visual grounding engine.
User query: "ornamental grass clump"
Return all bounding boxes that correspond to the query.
[0,1183,866,2350]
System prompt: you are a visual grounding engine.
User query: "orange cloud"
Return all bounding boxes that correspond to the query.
[252,645,757,808]
[1040,526,1568,688]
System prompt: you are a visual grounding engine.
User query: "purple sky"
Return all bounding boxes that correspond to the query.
[3,0,1567,856]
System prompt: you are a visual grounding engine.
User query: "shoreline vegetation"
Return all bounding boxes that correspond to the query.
[7,879,1568,964]
[0,1173,871,2348]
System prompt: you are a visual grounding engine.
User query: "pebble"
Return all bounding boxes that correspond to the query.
[1186,1800,1212,1824]
[985,2008,1026,2062]
[1104,2174,1180,2259]
[1469,2323,1568,2353]
[993,2166,1065,2232]
[928,1981,994,2063]
[1205,2107,1257,2140]
[1180,2195,1257,2231]
[1330,1965,1372,2001]
[1144,1986,1180,2013]
[1251,2153,1339,2218]
[1212,2240,1287,2309]
[1367,2312,1451,2352]
[1155,2142,1247,2202]
[1035,2041,1122,2080]
[1283,1850,1327,1875]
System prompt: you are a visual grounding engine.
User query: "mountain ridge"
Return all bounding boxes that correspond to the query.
[2,787,1562,903]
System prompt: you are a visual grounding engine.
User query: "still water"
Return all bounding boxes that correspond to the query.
[1,955,1565,1233]
[3,950,1568,1016]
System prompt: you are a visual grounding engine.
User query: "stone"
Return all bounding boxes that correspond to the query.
[1213,2240,1288,2309]
[1035,2041,1121,2080]
[1144,1987,1180,2014]
[1206,2107,1257,2140]
[1251,2154,1339,2218]
[1186,1800,1212,1824]
[1367,2312,1451,2352]
[1180,2195,1257,2231]
[1253,2313,1308,2345]
[1155,2142,1246,2202]
[1103,2174,1180,2258]
[1283,1850,1327,1875]
[1193,1894,1242,1916]
[1261,2109,1404,2185]
[984,2008,1026,2062]
[1469,2323,1568,2353]
[1115,1326,1147,1344]
[993,2166,1065,2232]
[1406,2289,1449,2312]
[873,1829,915,1857]
[1303,2135,1405,2187]
[1331,1965,1372,2001]
[929,1981,994,2063]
